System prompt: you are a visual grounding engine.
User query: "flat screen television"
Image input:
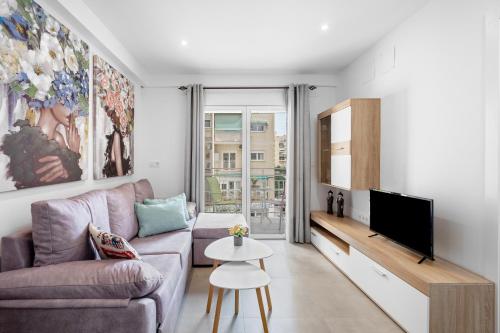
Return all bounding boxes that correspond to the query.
[369,189,434,261]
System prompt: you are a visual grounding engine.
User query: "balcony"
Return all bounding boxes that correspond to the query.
[204,168,286,235]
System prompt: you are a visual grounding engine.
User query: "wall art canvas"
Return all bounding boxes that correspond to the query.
[0,0,90,192]
[92,55,134,179]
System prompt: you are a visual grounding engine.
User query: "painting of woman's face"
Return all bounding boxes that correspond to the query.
[0,0,89,192]
[93,54,134,180]
[51,104,71,127]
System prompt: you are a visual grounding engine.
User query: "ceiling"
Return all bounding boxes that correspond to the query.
[82,0,429,75]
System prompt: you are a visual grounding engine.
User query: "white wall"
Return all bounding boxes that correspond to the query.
[134,87,187,198]
[336,0,500,286]
[0,0,144,245]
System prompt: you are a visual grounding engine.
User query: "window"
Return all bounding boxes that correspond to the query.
[215,114,242,131]
[251,152,265,161]
[279,152,286,161]
[223,152,236,169]
[205,119,212,128]
[221,183,227,190]
[250,121,266,132]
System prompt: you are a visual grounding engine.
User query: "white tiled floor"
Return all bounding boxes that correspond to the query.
[175,240,403,333]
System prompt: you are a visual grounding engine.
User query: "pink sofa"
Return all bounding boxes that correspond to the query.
[0,179,195,333]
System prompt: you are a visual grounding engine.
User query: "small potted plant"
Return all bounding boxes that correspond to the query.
[228,224,248,246]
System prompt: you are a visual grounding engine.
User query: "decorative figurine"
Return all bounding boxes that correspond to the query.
[327,190,334,215]
[336,191,344,218]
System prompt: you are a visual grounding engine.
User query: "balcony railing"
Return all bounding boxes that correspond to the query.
[204,168,286,234]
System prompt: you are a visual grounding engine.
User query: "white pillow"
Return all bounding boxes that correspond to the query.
[89,224,141,260]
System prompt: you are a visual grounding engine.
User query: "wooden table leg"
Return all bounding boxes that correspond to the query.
[212,288,224,333]
[206,260,219,313]
[259,259,272,311]
[235,289,239,315]
[256,288,269,333]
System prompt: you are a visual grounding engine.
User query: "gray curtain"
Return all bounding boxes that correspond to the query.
[288,84,311,243]
[184,84,204,210]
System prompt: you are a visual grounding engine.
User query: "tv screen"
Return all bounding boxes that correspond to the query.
[370,189,433,259]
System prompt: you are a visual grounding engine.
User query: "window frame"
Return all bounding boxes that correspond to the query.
[250,151,265,161]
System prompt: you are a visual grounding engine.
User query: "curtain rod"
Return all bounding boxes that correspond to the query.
[141,84,338,90]
[176,85,320,91]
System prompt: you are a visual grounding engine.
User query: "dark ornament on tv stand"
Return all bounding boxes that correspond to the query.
[327,190,334,214]
[336,191,344,218]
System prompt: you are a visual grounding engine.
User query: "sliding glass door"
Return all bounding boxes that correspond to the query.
[248,107,287,237]
[204,106,287,238]
[204,108,244,214]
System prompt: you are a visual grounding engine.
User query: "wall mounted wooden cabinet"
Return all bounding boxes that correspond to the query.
[318,98,380,190]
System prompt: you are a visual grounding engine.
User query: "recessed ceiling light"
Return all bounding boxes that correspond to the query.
[181,40,188,46]
[321,24,329,31]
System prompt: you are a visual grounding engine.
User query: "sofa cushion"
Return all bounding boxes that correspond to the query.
[130,231,192,268]
[0,259,163,300]
[0,227,34,272]
[89,224,141,260]
[31,197,94,267]
[142,254,182,322]
[134,179,154,203]
[106,183,138,241]
[71,190,111,231]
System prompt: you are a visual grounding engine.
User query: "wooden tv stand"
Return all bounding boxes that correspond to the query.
[310,211,494,333]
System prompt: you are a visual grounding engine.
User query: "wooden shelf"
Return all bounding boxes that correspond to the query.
[312,224,350,255]
[311,211,495,332]
[317,98,380,190]
[311,211,493,296]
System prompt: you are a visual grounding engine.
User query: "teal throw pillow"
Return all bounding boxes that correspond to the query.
[144,193,190,221]
[135,201,189,238]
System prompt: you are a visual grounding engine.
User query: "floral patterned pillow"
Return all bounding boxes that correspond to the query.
[89,224,141,260]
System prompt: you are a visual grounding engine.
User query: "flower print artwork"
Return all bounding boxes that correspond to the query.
[0,0,89,192]
[93,54,134,179]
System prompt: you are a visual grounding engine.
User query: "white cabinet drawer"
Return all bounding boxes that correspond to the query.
[349,248,429,333]
[311,227,350,274]
[331,106,351,143]
[331,155,351,189]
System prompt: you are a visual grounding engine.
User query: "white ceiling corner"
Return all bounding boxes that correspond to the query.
[56,0,148,85]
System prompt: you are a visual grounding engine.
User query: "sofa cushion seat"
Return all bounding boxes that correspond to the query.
[0,259,163,300]
[142,254,182,323]
[130,230,192,268]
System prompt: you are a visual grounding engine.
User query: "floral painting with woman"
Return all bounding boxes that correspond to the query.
[0,0,89,192]
[93,54,134,179]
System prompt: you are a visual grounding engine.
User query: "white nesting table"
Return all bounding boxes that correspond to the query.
[210,262,271,333]
[204,237,274,314]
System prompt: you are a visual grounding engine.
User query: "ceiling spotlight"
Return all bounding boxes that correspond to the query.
[321,24,329,31]
[181,40,188,46]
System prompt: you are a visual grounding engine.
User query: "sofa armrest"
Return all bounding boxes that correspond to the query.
[0,298,130,309]
[1,226,34,272]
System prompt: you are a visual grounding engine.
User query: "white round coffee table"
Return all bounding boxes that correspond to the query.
[210,262,271,333]
[204,237,273,314]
